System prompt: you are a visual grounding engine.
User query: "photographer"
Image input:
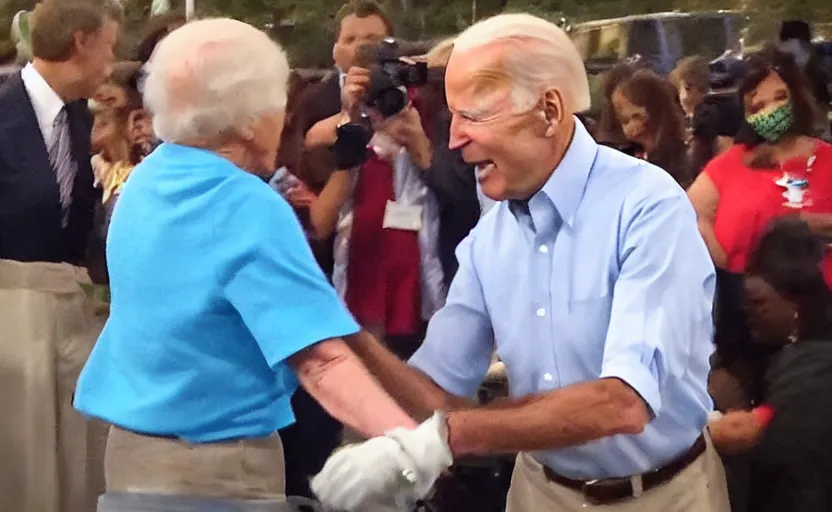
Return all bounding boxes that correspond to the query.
[301,38,445,361]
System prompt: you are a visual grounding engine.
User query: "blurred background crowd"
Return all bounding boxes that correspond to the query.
[2,0,832,511]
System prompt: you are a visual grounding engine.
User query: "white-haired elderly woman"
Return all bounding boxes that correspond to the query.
[73,18,417,506]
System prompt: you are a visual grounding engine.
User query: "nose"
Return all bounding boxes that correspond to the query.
[448,114,469,150]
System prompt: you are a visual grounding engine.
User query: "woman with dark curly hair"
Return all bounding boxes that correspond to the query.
[595,61,641,147]
[688,46,832,414]
[707,216,832,511]
[608,69,691,187]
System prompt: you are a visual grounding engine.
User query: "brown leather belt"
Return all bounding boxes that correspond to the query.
[543,434,707,505]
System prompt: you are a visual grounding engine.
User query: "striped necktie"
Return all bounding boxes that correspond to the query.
[48,106,76,227]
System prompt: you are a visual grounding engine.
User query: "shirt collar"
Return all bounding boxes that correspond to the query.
[20,62,65,136]
[536,117,598,228]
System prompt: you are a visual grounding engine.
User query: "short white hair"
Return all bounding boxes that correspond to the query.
[143,18,290,143]
[452,13,590,113]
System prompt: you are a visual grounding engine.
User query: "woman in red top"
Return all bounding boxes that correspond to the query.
[689,47,832,290]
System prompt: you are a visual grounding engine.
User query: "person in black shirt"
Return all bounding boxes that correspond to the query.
[709,216,832,512]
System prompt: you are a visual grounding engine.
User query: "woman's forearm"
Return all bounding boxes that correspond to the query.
[290,339,417,437]
[307,170,353,239]
[304,113,343,149]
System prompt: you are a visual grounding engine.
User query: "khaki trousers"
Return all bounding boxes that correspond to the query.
[0,259,109,512]
[506,433,730,512]
[104,426,287,500]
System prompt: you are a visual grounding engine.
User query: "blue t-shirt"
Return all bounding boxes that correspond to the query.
[74,143,360,442]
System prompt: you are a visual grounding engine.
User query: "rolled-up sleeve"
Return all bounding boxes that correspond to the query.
[224,185,360,369]
[408,232,495,398]
[600,190,716,416]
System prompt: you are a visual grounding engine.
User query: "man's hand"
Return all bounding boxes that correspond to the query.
[311,413,453,511]
[341,66,371,114]
[379,106,432,169]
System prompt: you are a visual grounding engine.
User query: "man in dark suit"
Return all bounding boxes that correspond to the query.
[0,0,121,265]
[0,2,122,511]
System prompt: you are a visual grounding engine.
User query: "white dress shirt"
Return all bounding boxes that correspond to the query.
[20,62,65,144]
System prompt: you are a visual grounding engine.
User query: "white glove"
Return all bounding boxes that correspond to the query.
[311,412,453,511]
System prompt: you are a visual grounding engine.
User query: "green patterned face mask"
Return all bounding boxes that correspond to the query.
[746,103,794,143]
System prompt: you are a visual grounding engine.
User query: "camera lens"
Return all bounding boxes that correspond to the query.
[375,88,408,118]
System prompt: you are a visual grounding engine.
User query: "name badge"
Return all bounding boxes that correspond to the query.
[383,200,422,231]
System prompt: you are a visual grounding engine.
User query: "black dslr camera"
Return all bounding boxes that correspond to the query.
[363,38,428,118]
[331,39,429,168]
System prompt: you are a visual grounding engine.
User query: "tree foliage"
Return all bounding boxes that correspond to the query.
[0,0,829,66]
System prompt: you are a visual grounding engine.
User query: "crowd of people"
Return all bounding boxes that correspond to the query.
[1,0,832,511]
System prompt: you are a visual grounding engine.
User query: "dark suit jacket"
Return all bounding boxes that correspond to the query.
[0,72,97,264]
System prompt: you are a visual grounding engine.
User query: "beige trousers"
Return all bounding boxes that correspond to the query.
[104,426,287,500]
[506,433,730,512]
[0,259,109,512]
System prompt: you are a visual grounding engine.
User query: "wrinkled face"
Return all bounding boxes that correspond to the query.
[612,87,649,146]
[127,108,153,146]
[445,47,558,201]
[246,110,285,177]
[743,275,797,346]
[74,18,119,99]
[678,80,704,117]
[332,14,389,72]
[744,71,790,116]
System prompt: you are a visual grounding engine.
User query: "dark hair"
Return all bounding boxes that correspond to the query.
[670,55,710,93]
[734,46,820,148]
[779,20,812,43]
[109,60,143,109]
[31,0,123,62]
[596,62,639,145]
[746,216,832,341]
[134,14,185,64]
[334,0,393,40]
[614,69,691,186]
[708,53,750,91]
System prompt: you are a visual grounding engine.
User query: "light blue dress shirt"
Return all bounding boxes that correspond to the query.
[409,119,716,480]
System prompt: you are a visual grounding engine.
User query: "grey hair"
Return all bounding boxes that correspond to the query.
[143,18,290,143]
[453,13,591,113]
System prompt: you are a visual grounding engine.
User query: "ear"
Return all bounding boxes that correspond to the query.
[542,88,565,137]
[542,88,566,125]
[73,30,87,57]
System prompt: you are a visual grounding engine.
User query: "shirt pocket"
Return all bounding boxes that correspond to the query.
[557,295,613,384]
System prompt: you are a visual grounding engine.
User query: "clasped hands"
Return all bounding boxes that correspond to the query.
[311,412,453,511]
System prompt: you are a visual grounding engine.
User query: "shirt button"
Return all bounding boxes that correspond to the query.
[543,373,553,381]
[536,308,546,317]
[539,245,548,253]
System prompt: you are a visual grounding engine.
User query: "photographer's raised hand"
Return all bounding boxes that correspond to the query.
[341,66,371,115]
[382,105,432,169]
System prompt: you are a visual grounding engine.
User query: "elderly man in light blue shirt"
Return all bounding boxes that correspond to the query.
[311,13,730,512]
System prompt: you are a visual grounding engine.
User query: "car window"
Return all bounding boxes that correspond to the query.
[574,23,628,61]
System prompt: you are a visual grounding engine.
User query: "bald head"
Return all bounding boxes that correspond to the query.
[449,13,590,114]
[143,18,290,143]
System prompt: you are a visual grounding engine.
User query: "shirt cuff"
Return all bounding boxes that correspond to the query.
[408,350,479,399]
[600,358,662,417]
